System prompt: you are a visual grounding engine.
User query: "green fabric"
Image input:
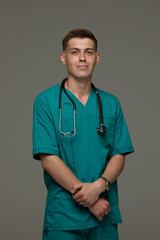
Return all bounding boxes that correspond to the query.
[32,83,134,230]
[42,223,119,240]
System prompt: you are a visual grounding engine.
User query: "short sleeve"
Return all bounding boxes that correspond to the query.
[109,98,135,158]
[32,94,60,160]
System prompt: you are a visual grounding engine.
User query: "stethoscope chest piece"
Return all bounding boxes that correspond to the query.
[97,124,107,133]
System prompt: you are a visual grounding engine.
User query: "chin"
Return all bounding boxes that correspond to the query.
[69,72,92,81]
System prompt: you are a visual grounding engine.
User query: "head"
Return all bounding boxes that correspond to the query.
[61,29,100,81]
[62,29,98,52]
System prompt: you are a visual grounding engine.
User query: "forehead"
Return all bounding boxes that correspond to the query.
[67,38,95,50]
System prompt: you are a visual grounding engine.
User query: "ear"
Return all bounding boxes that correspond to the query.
[96,53,100,65]
[60,52,66,65]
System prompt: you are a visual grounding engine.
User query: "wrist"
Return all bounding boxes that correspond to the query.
[95,178,106,193]
[99,176,111,191]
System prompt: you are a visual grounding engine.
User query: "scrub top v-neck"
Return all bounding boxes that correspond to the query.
[32,83,134,231]
[64,85,95,116]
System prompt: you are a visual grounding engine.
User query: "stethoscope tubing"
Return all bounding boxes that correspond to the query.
[59,78,106,136]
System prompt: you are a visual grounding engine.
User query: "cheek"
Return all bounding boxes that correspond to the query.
[65,62,77,73]
[66,58,77,67]
[90,60,97,69]
[89,56,97,64]
[65,60,73,69]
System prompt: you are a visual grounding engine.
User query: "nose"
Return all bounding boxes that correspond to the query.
[79,52,86,61]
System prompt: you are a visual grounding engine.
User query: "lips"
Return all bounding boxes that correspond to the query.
[77,65,88,68]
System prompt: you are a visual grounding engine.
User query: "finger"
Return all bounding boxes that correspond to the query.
[108,205,111,212]
[78,200,88,204]
[104,209,108,215]
[101,212,105,217]
[105,202,111,212]
[71,184,83,194]
[98,216,103,221]
[73,198,89,207]
[79,202,89,207]
[72,192,83,201]
[76,198,89,205]
[71,188,80,195]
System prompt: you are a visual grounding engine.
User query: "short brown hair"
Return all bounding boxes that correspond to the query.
[62,28,97,52]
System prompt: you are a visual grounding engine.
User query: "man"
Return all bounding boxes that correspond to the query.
[32,29,134,240]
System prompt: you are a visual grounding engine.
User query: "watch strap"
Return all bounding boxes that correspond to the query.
[100,176,111,191]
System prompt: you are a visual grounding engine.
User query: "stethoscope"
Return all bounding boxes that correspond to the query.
[59,78,107,137]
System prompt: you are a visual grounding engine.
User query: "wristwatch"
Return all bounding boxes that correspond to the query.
[100,176,111,191]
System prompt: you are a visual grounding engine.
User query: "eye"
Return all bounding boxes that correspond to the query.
[86,51,93,55]
[71,51,78,55]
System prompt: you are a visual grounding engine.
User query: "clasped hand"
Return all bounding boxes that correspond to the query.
[71,181,111,221]
[71,181,103,207]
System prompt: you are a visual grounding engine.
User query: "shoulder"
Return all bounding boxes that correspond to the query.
[96,87,120,106]
[34,83,60,103]
[96,88,124,121]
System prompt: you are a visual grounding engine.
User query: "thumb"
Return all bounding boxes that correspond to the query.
[71,183,83,194]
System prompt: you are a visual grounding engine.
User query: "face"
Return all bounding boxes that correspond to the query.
[61,38,100,81]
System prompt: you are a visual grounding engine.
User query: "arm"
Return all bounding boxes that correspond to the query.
[40,153,81,192]
[72,154,125,207]
[99,153,125,184]
[40,153,111,220]
[88,196,110,221]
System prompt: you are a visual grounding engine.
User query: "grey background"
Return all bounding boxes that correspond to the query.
[1,0,160,239]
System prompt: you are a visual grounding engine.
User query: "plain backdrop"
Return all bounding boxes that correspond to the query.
[1,0,160,239]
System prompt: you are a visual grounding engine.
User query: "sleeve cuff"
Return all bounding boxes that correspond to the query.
[110,146,135,158]
[33,147,60,160]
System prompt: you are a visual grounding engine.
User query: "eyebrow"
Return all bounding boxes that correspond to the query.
[69,48,95,51]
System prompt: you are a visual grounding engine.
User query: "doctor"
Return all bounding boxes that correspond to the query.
[32,29,134,239]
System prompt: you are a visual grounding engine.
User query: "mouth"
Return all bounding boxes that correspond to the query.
[77,65,88,69]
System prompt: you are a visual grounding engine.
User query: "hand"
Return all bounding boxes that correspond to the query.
[71,180,105,207]
[88,197,111,221]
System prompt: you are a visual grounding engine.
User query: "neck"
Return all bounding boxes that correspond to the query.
[65,76,92,98]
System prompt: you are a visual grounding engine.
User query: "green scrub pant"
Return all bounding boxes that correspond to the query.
[42,223,119,240]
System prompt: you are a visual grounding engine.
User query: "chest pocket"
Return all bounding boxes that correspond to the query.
[96,117,115,150]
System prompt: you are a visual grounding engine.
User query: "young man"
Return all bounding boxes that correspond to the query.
[32,29,134,239]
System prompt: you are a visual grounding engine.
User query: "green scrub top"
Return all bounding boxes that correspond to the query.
[32,83,134,231]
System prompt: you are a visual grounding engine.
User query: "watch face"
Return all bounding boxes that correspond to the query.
[106,181,111,190]
[100,176,111,190]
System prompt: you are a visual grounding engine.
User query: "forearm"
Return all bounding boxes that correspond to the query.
[88,154,125,217]
[71,154,125,207]
[40,153,81,193]
[100,154,125,184]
